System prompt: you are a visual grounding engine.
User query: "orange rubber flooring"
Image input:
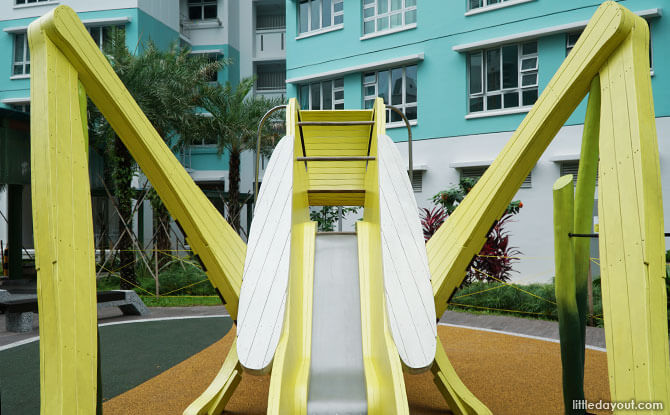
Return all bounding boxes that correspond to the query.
[103,325,611,414]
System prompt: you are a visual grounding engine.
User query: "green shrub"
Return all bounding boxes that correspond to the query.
[448,279,605,326]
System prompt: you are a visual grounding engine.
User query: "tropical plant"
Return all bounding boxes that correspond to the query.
[310,206,360,232]
[423,177,523,286]
[420,207,448,241]
[466,212,522,285]
[88,33,221,286]
[197,78,284,232]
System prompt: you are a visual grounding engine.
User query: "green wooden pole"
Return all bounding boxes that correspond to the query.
[573,76,600,368]
[7,184,23,279]
[553,174,585,415]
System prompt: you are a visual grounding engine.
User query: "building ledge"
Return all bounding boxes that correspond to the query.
[1,97,30,105]
[9,75,30,80]
[465,106,531,119]
[453,8,662,52]
[296,24,344,40]
[465,0,535,16]
[360,23,417,41]
[286,53,424,84]
[4,16,130,33]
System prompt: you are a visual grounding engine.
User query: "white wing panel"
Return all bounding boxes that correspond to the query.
[378,134,437,370]
[237,135,293,371]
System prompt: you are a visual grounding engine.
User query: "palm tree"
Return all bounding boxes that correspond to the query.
[89,34,221,287]
[198,78,283,233]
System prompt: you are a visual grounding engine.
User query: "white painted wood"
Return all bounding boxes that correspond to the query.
[237,135,293,371]
[378,134,437,370]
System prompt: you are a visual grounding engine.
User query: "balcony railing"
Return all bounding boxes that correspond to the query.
[256,69,286,91]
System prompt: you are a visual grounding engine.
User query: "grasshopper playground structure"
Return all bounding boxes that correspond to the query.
[28,2,669,414]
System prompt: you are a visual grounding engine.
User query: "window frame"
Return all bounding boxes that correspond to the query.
[14,0,55,6]
[188,0,218,21]
[363,64,417,125]
[566,20,654,73]
[87,25,126,51]
[298,0,344,37]
[460,165,532,188]
[467,41,538,115]
[362,0,416,37]
[12,33,30,77]
[299,78,345,110]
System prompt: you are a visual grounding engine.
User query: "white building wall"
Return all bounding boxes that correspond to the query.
[179,0,228,46]
[138,0,180,32]
[0,0,138,20]
[392,116,670,284]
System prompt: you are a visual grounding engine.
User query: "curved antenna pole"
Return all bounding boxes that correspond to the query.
[255,105,287,202]
[385,104,413,183]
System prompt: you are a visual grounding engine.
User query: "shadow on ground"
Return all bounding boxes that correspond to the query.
[0,317,232,414]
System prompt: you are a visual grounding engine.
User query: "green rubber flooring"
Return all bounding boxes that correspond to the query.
[0,317,233,414]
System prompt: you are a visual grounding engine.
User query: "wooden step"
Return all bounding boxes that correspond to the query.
[297,156,374,162]
[298,121,374,126]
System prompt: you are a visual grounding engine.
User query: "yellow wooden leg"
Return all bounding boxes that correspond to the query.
[28,23,97,415]
[431,340,491,415]
[183,339,242,415]
[598,16,670,409]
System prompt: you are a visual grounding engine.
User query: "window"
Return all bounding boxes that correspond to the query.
[363,65,417,123]
[15,0,53,4]
[411,171,423,192]
[567,21,653,71]
[256,5,286,30]
[299,0,343,35]
[256,62,286,91]
[12,33,30,76]
[460,166,532,188]
[206,55,219,83]
[88,25,125,51]
[363,0,416,36]
[468,41,538,113]
[468,0,515,11]
[565,31,580,56]
[299,78,344,110]
[188,0,217,21]
[560,160,598,186]
[10,104,30,113]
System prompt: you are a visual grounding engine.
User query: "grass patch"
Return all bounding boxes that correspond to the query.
[139,296,223,307]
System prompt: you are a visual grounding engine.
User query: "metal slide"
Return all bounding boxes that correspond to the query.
[307,233,367,414]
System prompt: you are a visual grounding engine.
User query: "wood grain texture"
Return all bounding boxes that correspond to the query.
[237,135,294,372]
[31,5,246,319]
[427,1,634,318]
[378,133,436,371]
[598,15,670,407]
[358,98,410,414]
[28,20,97,415]
[267,99,316,414]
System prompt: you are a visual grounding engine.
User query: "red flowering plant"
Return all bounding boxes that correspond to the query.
[420,178,523,286]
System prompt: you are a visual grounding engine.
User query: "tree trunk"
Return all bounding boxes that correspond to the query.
[153,200,171,270]
[114,138,137,289]
[227,149,241,233]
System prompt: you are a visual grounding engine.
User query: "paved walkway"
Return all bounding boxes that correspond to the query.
[0,305,605,349]
[439,310,606,349]
[0,305,229,348]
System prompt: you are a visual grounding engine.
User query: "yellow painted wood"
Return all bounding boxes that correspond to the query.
[356,98,409,415]
[29,6,246,319]
[432,340,491,415]
[28,21,97,415]
[428,1,634,318]
[267,99,316,415]
[183,339,242,415]
[598,15,670,408]
[300,108,372,205]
